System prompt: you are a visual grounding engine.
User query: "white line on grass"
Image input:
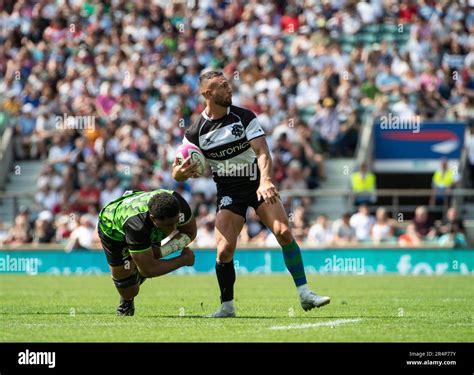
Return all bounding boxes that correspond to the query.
[269,318,362,330]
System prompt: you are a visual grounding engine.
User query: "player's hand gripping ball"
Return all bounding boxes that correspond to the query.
[175,143,206,178]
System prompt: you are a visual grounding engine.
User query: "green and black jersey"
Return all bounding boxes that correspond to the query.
[98,189,192,252]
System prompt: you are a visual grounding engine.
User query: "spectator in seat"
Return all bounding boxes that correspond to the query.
[332,212,358,246]
[289,143,313,188]
[398,223,423,247]
[438,224,467,248]
[350,204,375,242]
[35,184,60,212]
[307,214,332,246]
[14,103,38,160]
[47,134,73,174]
[32,216,55,244]
[5,214,32,245]
[65,214,98,252]
[309,96,341,156]
[55,215,72,243]
[371,207,395,244]
[296,121,326,180]
[412,206,436,239]
[435,207,465,236]
[37,164,63,192]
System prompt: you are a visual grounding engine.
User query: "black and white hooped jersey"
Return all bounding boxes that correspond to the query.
[184,105,265,191]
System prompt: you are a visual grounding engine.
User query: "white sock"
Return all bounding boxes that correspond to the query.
[297,284,310,297]
[222,300,234,311]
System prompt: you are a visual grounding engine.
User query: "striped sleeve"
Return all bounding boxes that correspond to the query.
[246,117,265,141]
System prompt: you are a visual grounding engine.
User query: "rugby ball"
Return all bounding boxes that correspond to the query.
[175,143,206,177]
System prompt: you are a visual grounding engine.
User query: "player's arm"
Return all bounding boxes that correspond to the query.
[123,217,194,277]
[176,216,197,243]
[250,136,279,204]
[152,219,197,259]
[152,191,197,259]
[130,247,195,279]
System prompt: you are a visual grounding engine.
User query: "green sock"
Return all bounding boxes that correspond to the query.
[281,240,307,287]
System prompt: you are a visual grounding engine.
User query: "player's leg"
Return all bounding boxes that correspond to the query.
[210,208,245,318]
[109,259,142,316]
[256,200,331,311]
[98,227,145,316]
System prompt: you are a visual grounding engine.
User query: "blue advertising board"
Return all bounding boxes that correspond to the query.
[373,122,465,172]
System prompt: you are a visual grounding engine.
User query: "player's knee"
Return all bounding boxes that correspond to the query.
[217,242,236,263]
[112,271,141,288]
[274,226,293,245]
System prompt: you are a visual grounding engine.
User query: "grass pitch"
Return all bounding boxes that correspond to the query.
[0,274,473,342]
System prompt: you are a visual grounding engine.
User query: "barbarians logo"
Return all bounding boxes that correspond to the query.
[231,124,244,138]
[219,196,233,208]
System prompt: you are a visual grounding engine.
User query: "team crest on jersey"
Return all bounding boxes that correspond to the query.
[231,124,244,138]
[219,196,233,208]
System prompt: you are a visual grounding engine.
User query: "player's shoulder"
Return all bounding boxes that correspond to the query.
[171,190,186,202]
[123,212,148,232]
[172,191,193,225]
[172,190,191,209]
[229,105,257,124]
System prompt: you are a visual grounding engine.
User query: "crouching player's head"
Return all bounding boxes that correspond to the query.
[148,193,180,235]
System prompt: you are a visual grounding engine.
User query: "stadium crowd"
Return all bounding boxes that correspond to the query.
[0,0,473,248]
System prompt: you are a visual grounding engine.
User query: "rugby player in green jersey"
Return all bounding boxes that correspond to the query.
[98,188,197,316]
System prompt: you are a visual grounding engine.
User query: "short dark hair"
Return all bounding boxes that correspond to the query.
[199,70,224,85]
[342,212,352,220]
[148,193,179,220]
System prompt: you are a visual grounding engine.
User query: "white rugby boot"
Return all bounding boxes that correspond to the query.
[299,288,331,311]
[208,301,236,318]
